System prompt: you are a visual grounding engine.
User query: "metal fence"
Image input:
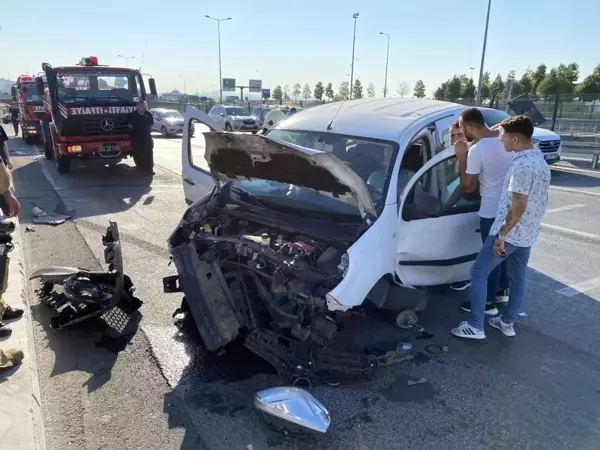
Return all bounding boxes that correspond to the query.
[148,98,325,115]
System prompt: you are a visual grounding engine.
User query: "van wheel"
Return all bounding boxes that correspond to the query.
[56,156,71,174]
[225,123,232,132]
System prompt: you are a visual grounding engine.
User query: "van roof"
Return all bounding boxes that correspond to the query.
[276,98,463,142]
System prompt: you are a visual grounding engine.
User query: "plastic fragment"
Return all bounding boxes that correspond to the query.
[407,377,427,387]
[518,312,528,317]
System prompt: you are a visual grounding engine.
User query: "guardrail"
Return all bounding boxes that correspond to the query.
[561,138,600,169]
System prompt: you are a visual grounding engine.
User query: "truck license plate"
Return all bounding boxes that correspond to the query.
[99,144,121,157]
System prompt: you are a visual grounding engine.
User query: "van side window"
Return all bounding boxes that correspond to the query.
[402,155,480,221]
[441,129,451,148]
[396,136,431,201]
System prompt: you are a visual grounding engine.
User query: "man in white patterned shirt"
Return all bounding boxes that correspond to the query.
[452,115,551,339]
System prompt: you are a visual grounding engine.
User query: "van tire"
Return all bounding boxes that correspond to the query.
[225,123,232,132]
[56,156,71,174]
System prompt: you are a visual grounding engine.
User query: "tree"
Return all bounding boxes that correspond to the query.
[537,64,579,96]
[292,83,301,101]
[353,79,363,99]
[489,74,505,107]
[325,82,334,101]
[462,78,476,99]
[434,82,447,100]
[338,81,349,100]
[532,64,547,94]
[519,69,534,95]
[302,83,311,101]
[314,81,324,101]
[283,84,290,98]
[506,70,522,97]
[397,81,410,97]
[481,72,491,99]
[413,80,426,98]
[283,91,291,102]
[273,85,283,102]
[367,82,376,98]
[444,76,462,100]
[577,64,600,94]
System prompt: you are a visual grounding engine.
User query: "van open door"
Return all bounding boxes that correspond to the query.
[181,106,223,205]
[395,147,482,286]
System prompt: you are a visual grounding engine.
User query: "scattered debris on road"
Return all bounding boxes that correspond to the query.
[25,225,35,232]
[255,386,331,434]
[30,222,142,331]
[518,312,528,317]
[32,206,70,225]
[406,377,427,387]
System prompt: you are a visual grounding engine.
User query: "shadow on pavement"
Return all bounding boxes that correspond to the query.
[161,266,600,449]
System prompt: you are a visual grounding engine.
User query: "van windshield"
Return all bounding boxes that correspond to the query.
[481,108,511,127]
[232,129,399,215]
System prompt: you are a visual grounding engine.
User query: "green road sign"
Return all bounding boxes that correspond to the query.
[222,78,236,92]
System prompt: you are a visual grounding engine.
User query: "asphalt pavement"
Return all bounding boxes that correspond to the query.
[8,126,600,450]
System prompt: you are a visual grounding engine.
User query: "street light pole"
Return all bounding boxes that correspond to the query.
[118,54,135,67]
[349,13,359,100]
[469,67,475,80]
[475,0,492,106]
[205,15,232,103]
[379,32,390,98]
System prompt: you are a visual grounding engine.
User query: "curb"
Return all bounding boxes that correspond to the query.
[0,217,47,450]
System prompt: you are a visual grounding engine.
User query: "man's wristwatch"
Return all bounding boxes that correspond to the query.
[495,234,506,241]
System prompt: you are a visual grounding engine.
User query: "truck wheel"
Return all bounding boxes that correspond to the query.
[56,156,71,174]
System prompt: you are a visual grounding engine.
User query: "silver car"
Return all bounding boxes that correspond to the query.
[150,108,186,137]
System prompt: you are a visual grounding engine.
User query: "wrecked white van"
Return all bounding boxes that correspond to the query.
[164,99,488,380]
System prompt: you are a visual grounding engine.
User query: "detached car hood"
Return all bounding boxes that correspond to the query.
[203,132,377,218]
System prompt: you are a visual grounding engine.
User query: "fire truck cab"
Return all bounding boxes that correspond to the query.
[11,74,48,144]
[36,56,157,174]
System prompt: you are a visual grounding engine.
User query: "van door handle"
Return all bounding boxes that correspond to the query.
[184,178,195,186]
[475,229,481,233]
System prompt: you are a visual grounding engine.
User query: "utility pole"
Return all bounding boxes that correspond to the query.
[349,13,359,100]
[469,67,475,80]
[205,15,232,103]
[379,32,390,98]
[475,0,492,106]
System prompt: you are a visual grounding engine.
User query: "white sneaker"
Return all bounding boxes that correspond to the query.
[488,316,516,337]
[451,321,486,340]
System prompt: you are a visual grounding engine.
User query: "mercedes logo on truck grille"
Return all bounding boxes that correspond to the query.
[100,118,114,131]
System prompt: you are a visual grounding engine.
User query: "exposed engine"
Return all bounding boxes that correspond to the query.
[173,210,348,348]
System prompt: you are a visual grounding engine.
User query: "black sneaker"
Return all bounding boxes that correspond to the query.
[0,324,12,338]
[450,281,471,291]
[460,301,498,316]
[2,305,23,321]
[496,289,509,304]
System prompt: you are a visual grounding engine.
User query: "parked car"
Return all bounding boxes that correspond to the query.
[150,108,192,137]
[2,112,10,124]
[208,105,260,132]
[477,107,562,164]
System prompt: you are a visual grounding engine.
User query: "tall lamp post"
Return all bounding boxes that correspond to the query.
[475,0,492,106]
[379,32,390,98]
[349,13,359,99]
[118,54,135,67]
[205,15,232,103]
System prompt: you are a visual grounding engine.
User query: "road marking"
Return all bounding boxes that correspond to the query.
[541,223,600,241]
[556,276,600,297]
[550,185,600,197]
[545,204,585,214]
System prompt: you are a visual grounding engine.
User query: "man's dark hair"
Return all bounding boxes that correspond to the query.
[500,115,534,139]
[460,107,485,127]
[450,119,460,129]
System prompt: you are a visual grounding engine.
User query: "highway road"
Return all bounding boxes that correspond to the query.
[7,126,600,450]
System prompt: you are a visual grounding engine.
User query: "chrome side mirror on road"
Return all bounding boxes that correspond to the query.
[254,386,331,433]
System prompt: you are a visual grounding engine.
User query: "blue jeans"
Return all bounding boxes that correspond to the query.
[468,236,531,330]
[480,218,509,299]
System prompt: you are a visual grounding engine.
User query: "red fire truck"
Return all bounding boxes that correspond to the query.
[36,56,157,173]
[11,75,50,144]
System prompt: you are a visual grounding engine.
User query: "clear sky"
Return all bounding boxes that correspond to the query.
[1,0,598,97]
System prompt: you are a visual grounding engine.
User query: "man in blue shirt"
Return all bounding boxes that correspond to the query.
[127,100,155,175]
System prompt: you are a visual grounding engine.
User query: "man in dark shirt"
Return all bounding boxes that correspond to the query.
[127,100,154,175]
[9,106,19,136]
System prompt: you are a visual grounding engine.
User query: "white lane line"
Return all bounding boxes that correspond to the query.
[541,223,600,241]
[550,185,600,197]
[556,276,600,297]
[545,204,585,214]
